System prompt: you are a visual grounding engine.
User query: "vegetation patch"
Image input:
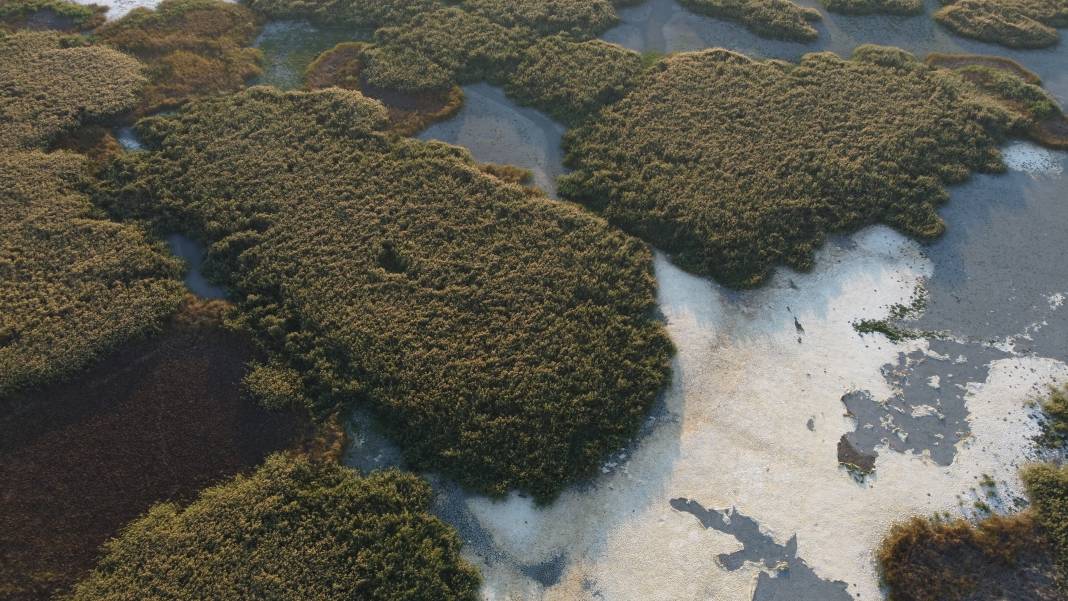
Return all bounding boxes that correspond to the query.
[0,31,145,150]
[0,298,306,601]
[1036,384,1068,450]
[820,0,922,15]
[458,0,619,35]
[927,53,1068,149]
[678,0,822,41]
[505,34,643,126]
[0,150,184,398]
[560,46,1014,287]
[0,0,106,31]
[1024,463,1068,585]
[96,0,264,114]
[242,0,442,29]
[68,454,479,601]
[305,41,464,135]
[99,87,672,500]
[934,0,1068,48]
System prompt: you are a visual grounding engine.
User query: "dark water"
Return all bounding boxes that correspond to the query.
[253,21,371,90]
[166,234,228,300]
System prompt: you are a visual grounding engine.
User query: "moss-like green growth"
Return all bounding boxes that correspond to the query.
[927,53,1068,149]
[242,0,441,28]
[1036,384,1068,450]
[505,34,643,126]
[678,0,822,41]
[0,0,106,31]
[68,454,480,601]
[96,0,263,113]
[0,31,145,150]
[820,0,922,15]
[0,151,184,398]
[560,46,1014,287]
[1024,463,1068,584]
[99,87,672,499]
[305,41,464,135]
[935,0,1068,48]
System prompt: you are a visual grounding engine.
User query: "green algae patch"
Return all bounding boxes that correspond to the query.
[100,87,672,500]
[0,31,145,150]
[560,46,1014,287]
[0,151,184,399]
[0,0,106,31]
[96,0,263,114]
[934,0,1068,48]
[68,454,480,601]
[305,41,464,135]
[679,0,822,41]
[505,34,643,126]
[820,0,922,15]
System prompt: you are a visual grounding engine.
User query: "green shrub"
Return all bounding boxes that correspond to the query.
[243,360,308,409]
[68,454,480,601]
[820,0,922,15]
[1038,385,1068,449]
[1023,463,1068,583]
[0,151,184,398]
[935,0,1067,48]
[242,0,442,28]
[96,0,264,113]
[0,0,106,31]
[505,34,643,126]
[458,0,619,36]
[0,31,145,150]
[678,0,822,41]
[560,46,1013,287]
[98,87,672,500]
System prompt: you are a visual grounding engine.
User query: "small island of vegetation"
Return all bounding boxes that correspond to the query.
[935,0,1068,48]
[678,0,823,41]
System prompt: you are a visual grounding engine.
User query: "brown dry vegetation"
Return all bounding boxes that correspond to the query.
[68,455,480,601]
[305,41,464,135]
[935,0,1068,48]
[0,299,306,601]
[97,86,672,500]
[96,0,263,113]
[560,46,1016,287]
[0,150,184,398]
[679,0,823,41]
[0,31,145,150]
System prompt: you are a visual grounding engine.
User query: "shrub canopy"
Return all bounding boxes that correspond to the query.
[0,0,106,31]
[100,87,672,499]
[935,0,1068,48]
[560,46,1014,287]
[96,0,264,113]
[820,0,922,15]
[68,455,480,601]
[0,31,145,150]
[0,151,184,398]
[1024,463,1068,582]
[678,0,823,41]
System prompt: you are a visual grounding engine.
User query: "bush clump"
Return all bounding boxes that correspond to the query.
[505,34,643,126]
[820,0,923,15]
[678,0,822,41]
[934,0,1068,48]
[242,0,442,28]
[0,0,106,31]
[560,46,1014,287]
[99,87,672,500]
[0,31,145,150]
[1024,463,1068,583]
[96,0,264,113]
[0,151,184,398]
[458,0,619,36]
[68,455,480,601]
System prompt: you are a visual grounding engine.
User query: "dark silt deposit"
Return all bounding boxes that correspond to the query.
[671,498,854,601]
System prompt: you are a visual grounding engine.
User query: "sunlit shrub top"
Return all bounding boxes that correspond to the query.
[820,0,922,15]
[505,34,643,126]
[1024,463,1068,582]
[458,0,619,35]
[0,31,145,150]
[0,151,184,398]
[243,0,442,28]
[935,0,1068,48]
[560,46,1014,287]
[96,0,264,113]
[69,455,480,601]
[678,0,822,41]
[101,87,672,499]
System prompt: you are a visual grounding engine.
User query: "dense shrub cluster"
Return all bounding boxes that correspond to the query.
[0,151,184,398]
[243,0,441,28]
[0,31,144,150]
[68,455,480,601]
[560,46,1014,287]
[505,34,643,126]
[935,0,1068,48]
[678,0,822,41]
[96,0,263,113]
[1025,463,1068,583]
[99,87,672,499]
[458,0,619,35]
[0,0,105,31]
[820,0,923,15]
